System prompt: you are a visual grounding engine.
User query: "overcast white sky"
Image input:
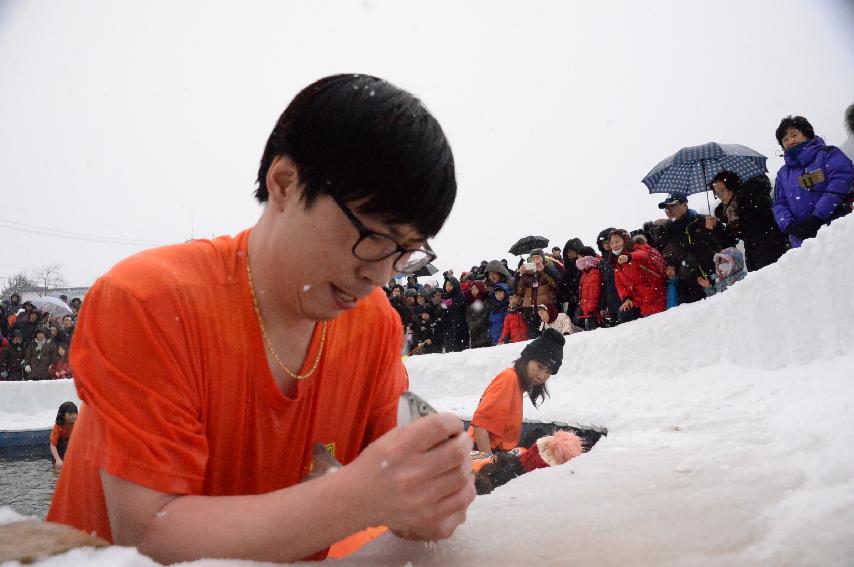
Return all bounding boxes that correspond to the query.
[1,0,853,287]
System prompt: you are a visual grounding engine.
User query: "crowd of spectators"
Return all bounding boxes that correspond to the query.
[388,113,854,356]
[0,293,81,381]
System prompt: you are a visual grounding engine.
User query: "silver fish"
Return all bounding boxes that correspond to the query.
[396,390,438,427]
[305,391,438,481]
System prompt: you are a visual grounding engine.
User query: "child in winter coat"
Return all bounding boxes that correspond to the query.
[665,262,680,309]
[575,255,602,329]
[699,247,747,296]
[536,303,580,335]
[48,343,72,379]
[498,294,528,344]
[468,329,565,454]
[488,283,510,345]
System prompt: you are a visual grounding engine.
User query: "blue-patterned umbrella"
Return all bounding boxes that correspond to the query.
[642,143,769,196]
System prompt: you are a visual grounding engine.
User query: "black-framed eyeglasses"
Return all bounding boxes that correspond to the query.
[330,194,437,274]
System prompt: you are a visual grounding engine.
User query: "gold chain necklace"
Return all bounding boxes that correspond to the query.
[246,258,327,381]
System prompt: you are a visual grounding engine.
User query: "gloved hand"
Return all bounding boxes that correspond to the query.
[788,215,823,240]
[1,371,7,379]
[24,365,31,374]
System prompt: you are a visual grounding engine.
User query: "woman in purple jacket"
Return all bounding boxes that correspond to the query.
[772,115,854,248]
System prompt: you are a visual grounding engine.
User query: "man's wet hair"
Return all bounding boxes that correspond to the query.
[255,74,457,239]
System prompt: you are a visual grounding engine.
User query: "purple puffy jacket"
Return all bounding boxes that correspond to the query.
[772,136,854,247]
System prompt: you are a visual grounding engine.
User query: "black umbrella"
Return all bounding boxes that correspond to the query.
[412,262,439,277]
[508,235,549,256]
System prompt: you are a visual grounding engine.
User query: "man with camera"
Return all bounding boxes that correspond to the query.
[515,249,559,338]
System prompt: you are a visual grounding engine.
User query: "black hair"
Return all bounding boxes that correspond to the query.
[709,170,741,192]
[255,74,457,239]
[775,115,815,147]
[846,103,854,137]
[513,357,549,408]
[55,401,79,426]
[474,452,524,495]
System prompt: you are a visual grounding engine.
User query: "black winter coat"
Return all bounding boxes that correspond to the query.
[713,175,790,272]
[1,342,26,380]
[465,298,491,349]
[411,320,440,354]
[442,277,468,352]
[661,210,729,303]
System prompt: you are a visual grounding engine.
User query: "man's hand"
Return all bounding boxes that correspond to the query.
[617,254,630,265]
[697,276,712,289]
[54,458,63,472]
[618,299,634,312]
[788,215,823,240]
[350,413,475,542]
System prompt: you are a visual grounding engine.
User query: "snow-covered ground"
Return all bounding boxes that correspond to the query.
[2,217,853,566]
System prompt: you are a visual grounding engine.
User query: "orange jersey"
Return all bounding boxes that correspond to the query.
[49,423,74,446]
[467,367,524,451]
[47,230,407,558]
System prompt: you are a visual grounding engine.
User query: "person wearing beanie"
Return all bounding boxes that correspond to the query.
[772,115,854,248]
[467,328,565,454]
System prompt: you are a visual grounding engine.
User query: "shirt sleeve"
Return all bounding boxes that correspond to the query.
[50,424,60,447]
[470,371,514,436]
[71,276,209,495]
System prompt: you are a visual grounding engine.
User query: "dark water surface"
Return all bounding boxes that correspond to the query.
[0,457,56,519]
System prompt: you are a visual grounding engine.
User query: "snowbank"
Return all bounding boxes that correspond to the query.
[0,380,80,431]
[4,217,854,566]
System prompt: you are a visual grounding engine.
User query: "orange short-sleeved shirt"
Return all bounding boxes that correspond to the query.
[50,423,73,446]
[467,367,524,451]
[47,230,407,555]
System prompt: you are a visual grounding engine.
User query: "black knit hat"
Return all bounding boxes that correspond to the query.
[520,328,565,374]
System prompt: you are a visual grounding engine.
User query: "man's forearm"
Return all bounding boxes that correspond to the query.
[473,426,492,453]
[104,466,374,564]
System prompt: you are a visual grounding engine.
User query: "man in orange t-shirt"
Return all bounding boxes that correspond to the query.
[47,74,474,564]
[468,328,566,453]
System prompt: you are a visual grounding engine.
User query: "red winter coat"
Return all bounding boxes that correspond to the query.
[577,266,602,319]
[612,247,666,316]
[498,310,528,343]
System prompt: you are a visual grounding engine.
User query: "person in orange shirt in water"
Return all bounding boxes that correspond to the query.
[48,74,474,563]
[49,401,78,472]
[469,328,565,454]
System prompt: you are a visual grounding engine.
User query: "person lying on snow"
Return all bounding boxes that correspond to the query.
[468,328,565,454]
[473,430,585,495]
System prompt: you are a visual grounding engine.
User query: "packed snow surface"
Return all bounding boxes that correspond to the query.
[3,217,853,566]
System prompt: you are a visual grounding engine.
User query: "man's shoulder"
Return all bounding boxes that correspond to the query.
[101,233,245,300]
